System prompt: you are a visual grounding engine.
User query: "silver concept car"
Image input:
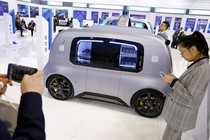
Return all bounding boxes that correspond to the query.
[43,25,172,118]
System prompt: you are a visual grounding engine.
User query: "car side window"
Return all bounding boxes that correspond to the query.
[76,41,92,64]
[70,38,104,68]
[107,40,144,72]
[75,40,104,65]
[119,43,138,69]
[70,37,144,72]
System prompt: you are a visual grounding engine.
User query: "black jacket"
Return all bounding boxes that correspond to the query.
[0,93,45,140]
[15,21,23,31]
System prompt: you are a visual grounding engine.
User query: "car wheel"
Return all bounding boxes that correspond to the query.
[46,74,74,100]
[132,89,165,118]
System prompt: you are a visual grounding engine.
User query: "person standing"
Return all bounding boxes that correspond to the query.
[161,31,210,140]
[21,18,27,31]
[28,20,36,37]
[53,16,59,33]
[175,31,186,49]
[157,21,170,41]
[171,27,183,48]
[15,18,24,37]
[69,18,73,28]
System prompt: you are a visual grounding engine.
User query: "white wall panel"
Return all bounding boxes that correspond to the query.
[49,0,210,10]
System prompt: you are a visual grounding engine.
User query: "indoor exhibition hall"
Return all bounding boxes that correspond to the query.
[0,0,209,140]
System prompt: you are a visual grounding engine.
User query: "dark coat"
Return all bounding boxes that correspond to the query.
[0,92,45,140]
[28,21,36,30]
[15,21,22,31]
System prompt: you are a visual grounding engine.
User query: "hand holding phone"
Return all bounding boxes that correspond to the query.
[7,63,38,83]
[21,70,44,95]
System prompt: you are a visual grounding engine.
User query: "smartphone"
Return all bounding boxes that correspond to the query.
[160,71,165,77]
[7,63,38,83]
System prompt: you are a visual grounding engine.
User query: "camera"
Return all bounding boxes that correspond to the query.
[7,63,38,83]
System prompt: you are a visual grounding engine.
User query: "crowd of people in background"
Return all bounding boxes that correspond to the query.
[15,12,36,37]
[156,21,187,49]
[15,12,73,36]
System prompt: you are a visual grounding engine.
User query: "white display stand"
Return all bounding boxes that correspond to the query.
[36,15,50,69]
[3,13,13,46]
[189,86,209,140]
[1,13,20,46]
[73,19,80,28]
[0,13,21,63]
[0,16,5,46]
[0,13,16,46]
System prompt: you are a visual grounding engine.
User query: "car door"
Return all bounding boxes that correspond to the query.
[86,39,121,97]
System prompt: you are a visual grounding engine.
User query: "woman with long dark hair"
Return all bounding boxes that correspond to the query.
[161,31,210,140]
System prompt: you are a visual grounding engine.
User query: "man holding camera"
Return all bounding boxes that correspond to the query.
[0,71,46,140]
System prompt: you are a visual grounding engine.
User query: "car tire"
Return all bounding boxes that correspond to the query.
[46,74,74,100]
[132,89,165,118]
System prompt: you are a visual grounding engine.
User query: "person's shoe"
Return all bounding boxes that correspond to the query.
[21,35,24,37]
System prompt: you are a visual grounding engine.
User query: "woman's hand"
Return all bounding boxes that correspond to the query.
[161,73,176,83]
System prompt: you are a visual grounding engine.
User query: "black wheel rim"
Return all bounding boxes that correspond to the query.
[48,77,72,100]
[136,92,162,117]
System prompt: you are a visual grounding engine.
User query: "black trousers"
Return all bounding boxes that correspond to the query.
[20,30,23,36]
[54,25,56,32]
[30,29,34,36]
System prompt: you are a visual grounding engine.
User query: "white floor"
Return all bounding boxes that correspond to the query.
[0,32,207,140]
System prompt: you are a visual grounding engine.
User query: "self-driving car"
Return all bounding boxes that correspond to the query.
[43,25,172,118]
